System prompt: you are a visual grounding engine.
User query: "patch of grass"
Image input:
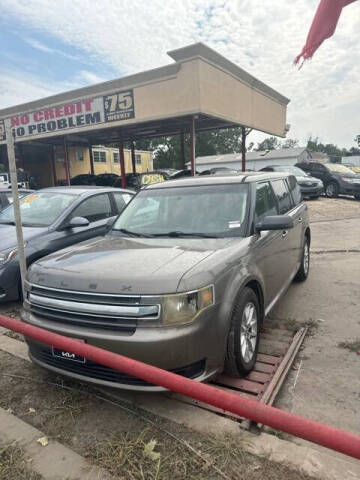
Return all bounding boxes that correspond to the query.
[85,430,315,480]
[0,443,41,480]
[263,427,291,441]
[267,316,319,335]
[338,339,360,352]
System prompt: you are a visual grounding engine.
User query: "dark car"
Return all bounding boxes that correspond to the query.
[95,173,120,186]
[0,189,34,211]
[70,174,97,186]
[113,172,166,190]
[22,172,310,391]
[0,186,134,302]
[260,165,323,199]
[296,162,360,199]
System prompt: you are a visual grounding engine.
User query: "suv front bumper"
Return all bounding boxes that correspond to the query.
[22,305,224,391]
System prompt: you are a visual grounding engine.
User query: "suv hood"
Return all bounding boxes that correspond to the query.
[28,235,235,294]
[0,224,47,251]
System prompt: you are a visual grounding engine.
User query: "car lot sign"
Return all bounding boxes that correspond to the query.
[0,89,135,142]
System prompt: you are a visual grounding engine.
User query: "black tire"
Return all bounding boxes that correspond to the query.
[224,287,260,376]
[325,182,339,198]
[354,194,360,200]
[294,237,310,282]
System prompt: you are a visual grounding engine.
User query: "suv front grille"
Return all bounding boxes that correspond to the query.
[29,343,205,387]
[27,284,160,332]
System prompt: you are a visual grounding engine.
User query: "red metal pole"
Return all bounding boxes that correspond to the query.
[118,133,126,188]
[180,129,185,170]
[190,117,196,176]
[51,145,57,186]
[1,314,359,460]
[241,127,246,172]
[89,144,95,175]
[63,137,71,186]
[130,140,136,174]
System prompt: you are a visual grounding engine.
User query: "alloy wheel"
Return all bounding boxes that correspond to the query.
[303,241,310,275]
[240,302,258,363]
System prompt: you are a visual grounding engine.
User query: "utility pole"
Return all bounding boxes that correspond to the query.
[5,125,27,298]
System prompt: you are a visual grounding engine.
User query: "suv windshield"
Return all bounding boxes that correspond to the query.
[325,164,354,174]
[0,192,77,227]
[113,184,249,237]
[275,166,308,176]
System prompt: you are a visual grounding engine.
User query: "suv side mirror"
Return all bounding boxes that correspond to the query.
[67,216,90,228]
[255,215,294,232]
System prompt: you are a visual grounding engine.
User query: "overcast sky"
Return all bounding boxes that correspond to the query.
[0,0,359,149]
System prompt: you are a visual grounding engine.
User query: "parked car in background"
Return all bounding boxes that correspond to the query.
[95,173,120,186]
[113,171,166,190]
[0,186,134,302]
[260,165,323,199]
[200,167,239,176]
[296,162,360,199]
[22,172,310,391]
[0,189,34,212]
[343,163,360,175]
[70,174,97,186]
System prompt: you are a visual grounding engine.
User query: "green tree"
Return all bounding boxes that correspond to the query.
[282,138,299,149]
[255,137,281,151]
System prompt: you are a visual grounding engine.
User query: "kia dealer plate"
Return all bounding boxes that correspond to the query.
[52,339,85,363]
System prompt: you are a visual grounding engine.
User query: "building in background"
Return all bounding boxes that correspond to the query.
[13,146,153,188]
[194,147,330,172]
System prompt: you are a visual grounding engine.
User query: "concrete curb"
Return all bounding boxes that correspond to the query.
[1,333,360,480]
[0,407,113,480]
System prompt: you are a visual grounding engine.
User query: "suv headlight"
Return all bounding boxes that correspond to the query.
[161,285,214,326]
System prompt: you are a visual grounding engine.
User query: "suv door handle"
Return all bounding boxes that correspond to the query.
[282,230,288,238]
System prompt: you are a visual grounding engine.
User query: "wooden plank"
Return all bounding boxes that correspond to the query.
[254,362,277,374]
[246,370,270,383]
[215,375,265,394]
[256,353,281,365]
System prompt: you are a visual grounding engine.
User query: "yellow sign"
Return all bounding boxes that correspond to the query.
[141,174,165,185]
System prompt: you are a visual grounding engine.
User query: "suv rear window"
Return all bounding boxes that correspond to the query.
[271,179,293,214]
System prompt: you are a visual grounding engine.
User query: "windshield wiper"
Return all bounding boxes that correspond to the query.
[151,231,219,238]
[115,228,154,238]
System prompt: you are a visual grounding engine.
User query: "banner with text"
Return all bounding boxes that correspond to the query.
[0,89,135,143]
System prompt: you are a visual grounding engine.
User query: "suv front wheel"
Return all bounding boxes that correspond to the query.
[225,287,260,376]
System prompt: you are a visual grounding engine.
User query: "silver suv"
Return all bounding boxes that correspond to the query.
[22,172,310,391]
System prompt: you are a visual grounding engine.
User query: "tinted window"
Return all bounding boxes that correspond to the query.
[255,182,278,221]
[287,176,302,206]
[113,192,133,213]
[70,194,112,223]
[271,179,293,214]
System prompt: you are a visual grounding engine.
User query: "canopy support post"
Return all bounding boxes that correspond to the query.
[5,125,27,298]
[118,133,126,188]
[190,117,196,176]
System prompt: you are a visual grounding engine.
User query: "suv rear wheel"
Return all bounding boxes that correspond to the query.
[325,182,339,198]
[225,287,260,376]
[294,236,310,282]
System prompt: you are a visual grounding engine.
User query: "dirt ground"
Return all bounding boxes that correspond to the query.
[0,350,315,480]
[271,197,360,446]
